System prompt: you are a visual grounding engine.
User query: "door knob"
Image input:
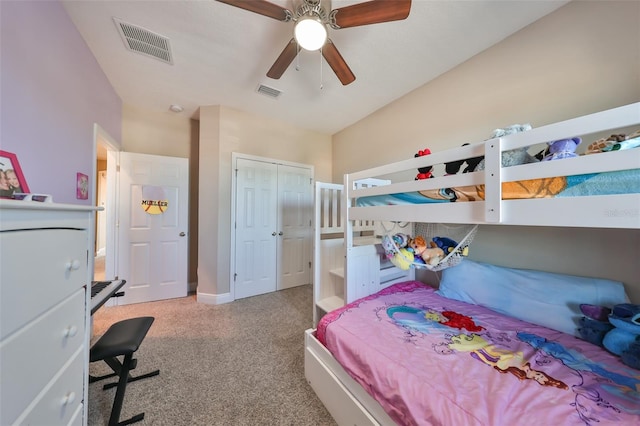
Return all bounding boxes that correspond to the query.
[180,232,186,237]
[278,231,283,236]
[272,232,277,236]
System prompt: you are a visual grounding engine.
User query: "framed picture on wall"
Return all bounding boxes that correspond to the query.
[0,150,30,198]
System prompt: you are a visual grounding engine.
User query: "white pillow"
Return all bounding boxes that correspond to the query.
[436,260,629,336]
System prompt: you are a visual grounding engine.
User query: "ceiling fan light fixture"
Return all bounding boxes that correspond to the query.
[294,16,327,51]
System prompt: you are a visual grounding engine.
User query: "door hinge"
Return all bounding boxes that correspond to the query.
[234,273,237,282]
[309,261,312,269]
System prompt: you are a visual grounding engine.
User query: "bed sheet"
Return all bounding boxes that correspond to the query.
[355,169,640,206]
[318,281,640,426]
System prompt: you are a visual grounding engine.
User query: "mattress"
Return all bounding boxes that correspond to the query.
[356,169,640,206]
[317,281,640,426]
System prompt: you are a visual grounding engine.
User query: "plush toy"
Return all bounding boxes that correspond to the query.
[392,233,411,249]
[414,149,434,180]
[408,236,427,264]
[391,248,415,270]
[420,244,445,266]
[578,303,640,369]
[603,304,640,369]
[381,235,396,259]
[465,124,538,172]
[444,143,484,175]
[382,233,415,270]
[585,133,626,155]
[542,137,581,161]
[432,236,469,257]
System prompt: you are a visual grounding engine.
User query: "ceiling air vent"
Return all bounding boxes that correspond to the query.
[256,84,282,99]
[113,17,173,65]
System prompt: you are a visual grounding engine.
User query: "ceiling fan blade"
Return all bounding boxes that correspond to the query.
[267,39,299,79]
[330,0,411,29]
[216,0,292,21]
[322,40,355,86]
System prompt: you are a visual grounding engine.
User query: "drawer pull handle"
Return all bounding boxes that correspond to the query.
[65,259,81,271]
[61,391,76,406]
[62,325,78,338]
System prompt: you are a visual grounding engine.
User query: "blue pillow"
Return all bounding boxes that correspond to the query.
[436,260,629,336]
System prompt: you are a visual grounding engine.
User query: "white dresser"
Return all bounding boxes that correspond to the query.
[0,200,97,426]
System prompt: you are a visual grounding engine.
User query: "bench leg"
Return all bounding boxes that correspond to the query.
[91,355,160,391]
[109,353,145,426]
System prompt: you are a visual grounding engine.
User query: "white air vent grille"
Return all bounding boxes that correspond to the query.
[113,17,173,65]
[257,84,282,99]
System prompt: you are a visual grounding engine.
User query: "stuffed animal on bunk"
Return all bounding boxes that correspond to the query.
[409,236,445,266]
[382,233,415,270]
[414,148,434,180]
[432,236,469,257]
[444,143,484,175]
[578,303,640,370]
[474,123,539,172]
[541,137,581,161]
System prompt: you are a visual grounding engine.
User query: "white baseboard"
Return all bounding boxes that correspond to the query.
[197,290,233,305]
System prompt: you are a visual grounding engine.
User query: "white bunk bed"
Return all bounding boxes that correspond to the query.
[313,181,414,326]
[305,103,640,425]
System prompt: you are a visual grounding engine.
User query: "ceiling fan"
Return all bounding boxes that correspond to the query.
[216,0,412,85]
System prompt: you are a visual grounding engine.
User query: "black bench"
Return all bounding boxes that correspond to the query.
[90,316,160,426]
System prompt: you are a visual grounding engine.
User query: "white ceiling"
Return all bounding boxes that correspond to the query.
[62,0,569,135]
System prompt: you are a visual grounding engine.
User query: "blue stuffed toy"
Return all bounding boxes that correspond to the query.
[542,137,581,161]
[578,303,640,370]
[432,236,469,257]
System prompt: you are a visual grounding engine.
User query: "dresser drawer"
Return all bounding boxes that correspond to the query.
[13,347,85,426]
[0,289,85,425]
[0,228,87,339]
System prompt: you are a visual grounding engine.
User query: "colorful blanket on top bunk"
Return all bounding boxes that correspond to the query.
[317,281,640,426]
[356,169,640,205]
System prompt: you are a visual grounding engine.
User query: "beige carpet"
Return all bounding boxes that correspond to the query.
[89,285,336,426]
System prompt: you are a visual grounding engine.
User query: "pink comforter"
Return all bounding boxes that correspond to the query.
[318,281,640,426]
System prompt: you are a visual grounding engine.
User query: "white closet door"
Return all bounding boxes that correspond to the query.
[235,158,278,299]
[278,164,313,290]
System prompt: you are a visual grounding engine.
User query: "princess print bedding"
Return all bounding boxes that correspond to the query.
[317,281,640,426]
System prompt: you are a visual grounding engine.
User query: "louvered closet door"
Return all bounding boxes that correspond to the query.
[277,164,312,290]
[235,158,278,299]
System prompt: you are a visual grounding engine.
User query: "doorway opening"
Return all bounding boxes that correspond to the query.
[93,124,118,283]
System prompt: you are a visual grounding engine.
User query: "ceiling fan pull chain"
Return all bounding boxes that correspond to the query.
[295,41,300,71]
[319,48,323,90]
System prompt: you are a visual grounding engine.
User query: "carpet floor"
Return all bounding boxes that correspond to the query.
[88,284,336,426]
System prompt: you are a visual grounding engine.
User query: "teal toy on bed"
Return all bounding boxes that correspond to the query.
[579,303,640,370]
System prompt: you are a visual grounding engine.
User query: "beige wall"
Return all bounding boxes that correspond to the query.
[122,103,194,158]
[333,1,640,302]
[333,1,640,180]
[198,106,332,299]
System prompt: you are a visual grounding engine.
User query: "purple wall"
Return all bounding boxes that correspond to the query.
[1,0,121,205]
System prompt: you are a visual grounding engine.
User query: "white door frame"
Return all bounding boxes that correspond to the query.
[230,153,314,301]
[92,124,120,282]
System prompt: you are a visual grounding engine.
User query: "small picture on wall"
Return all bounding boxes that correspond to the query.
[76,172,89,200]
[0,150,30,198]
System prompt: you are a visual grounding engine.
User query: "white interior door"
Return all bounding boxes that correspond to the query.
[278,164,312,290]
[234,158,278,299]
[117,152,189,305]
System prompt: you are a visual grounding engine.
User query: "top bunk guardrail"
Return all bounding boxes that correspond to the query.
[344,103,640,229]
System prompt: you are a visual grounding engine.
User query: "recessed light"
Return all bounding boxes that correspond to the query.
[169,104,183,113]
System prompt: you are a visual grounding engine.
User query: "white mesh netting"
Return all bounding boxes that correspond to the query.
[381,222,478,271]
